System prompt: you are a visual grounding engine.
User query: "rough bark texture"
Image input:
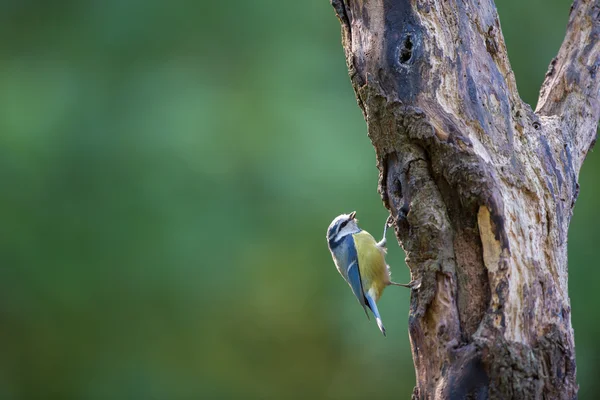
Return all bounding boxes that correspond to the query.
[331,0,599,398]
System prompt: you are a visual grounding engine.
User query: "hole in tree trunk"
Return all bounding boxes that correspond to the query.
[399,35,413,64]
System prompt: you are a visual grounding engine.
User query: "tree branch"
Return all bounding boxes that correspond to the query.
[537,0,600,173]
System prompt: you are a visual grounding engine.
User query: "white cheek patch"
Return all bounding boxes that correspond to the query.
[334,222,358,242]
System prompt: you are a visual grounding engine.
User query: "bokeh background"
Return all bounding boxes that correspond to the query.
[0,0,597,399]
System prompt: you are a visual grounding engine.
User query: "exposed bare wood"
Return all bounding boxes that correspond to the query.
[330,0,599,398]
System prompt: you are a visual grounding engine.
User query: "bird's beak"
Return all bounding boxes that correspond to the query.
[348,211,356,220]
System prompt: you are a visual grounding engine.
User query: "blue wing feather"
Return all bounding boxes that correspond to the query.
[347,262,370,320]
[330,233,370,320]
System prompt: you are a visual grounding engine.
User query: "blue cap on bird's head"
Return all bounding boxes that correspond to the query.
[326,211,360,247]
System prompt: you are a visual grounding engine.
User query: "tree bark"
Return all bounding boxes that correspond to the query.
[330,0,599,398]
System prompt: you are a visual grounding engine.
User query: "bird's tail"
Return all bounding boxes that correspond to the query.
[365,294,386,336]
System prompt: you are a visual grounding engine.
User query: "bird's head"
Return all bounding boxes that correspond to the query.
[327,211,360,246]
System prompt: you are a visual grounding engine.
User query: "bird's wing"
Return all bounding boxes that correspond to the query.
[346,261,370,320]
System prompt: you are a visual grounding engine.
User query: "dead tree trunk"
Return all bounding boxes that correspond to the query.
[330,0,599,398]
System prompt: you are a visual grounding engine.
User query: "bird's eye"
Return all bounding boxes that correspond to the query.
[339,220,349,230]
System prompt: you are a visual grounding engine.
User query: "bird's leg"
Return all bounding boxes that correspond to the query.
[389,281,411,288]
[381,214,420,289]
[376,216,393,248]
[389,278,421,290]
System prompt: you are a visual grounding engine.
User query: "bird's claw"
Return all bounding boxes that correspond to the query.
[386,215,396,227]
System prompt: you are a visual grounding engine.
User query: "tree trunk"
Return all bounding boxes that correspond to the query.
[330,0,599,398]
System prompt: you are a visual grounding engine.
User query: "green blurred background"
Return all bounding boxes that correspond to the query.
[0,0,597,399]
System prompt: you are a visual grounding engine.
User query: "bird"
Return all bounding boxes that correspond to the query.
[326,211,413,336]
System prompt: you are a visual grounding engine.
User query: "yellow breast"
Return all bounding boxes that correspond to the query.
[352,230,389,301]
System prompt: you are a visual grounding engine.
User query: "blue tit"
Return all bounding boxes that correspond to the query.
[326,211,411,336]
